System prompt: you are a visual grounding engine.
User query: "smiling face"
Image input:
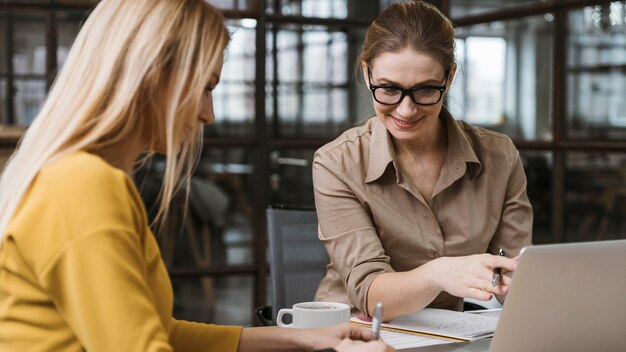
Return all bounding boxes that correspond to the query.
[364,48,455,145]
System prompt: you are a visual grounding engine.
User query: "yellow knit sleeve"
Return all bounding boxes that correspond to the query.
[170,319,242,352]
[40,231,174,352]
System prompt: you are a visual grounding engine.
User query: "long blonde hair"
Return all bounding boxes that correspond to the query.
[0,0,229,241]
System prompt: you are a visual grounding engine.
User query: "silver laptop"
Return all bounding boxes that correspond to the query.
[400,239,626,352]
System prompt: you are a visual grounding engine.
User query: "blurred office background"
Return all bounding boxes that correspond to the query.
[1,0,625,326]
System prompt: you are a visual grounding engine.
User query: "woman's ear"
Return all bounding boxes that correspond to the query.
[361,62,369,85]
[446,63,458,90]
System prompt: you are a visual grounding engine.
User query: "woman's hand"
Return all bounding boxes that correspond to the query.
[301,323,395,351]
[426,253,518,301]
[334,338,396,352]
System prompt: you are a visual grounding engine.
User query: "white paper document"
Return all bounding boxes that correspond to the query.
[388,308,498,340]
[380,329,453,349]
[352,308,499,342]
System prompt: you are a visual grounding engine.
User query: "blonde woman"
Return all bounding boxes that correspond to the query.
[0,1,393,351]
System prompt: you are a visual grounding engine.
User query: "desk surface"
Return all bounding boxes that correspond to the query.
[399,339,491,352]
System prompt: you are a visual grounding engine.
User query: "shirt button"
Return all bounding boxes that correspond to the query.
[433,251,440,258]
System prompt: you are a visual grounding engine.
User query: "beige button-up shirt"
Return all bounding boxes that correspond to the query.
[312,111,533,314]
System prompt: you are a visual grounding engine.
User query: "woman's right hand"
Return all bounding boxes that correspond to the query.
[426,253,518,301]
[334,338,396,352]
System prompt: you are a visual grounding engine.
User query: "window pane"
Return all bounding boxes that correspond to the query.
[448,0,553,18]
[565,152,626,242]
[267,0,349,18]
[0,15,6,75]
[13,13,46,75]
[210,20,256,137]
[14,79,45,126]
[451,15,554,141]
[207,0,256,11]
[267,25,356,138]
[57,10,90,69]
[566,5,626,141]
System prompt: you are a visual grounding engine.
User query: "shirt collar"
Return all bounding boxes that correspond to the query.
[442,109,482,179]
[365,110,482,184]
[365,117,395,183]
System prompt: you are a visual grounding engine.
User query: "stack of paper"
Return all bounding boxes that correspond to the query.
[351,308,500,348]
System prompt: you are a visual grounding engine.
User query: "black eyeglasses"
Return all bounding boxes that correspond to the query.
[367,68,450,106]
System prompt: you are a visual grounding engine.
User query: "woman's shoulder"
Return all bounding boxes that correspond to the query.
[316,117,376,157]
[34,151,139,214]
[6,151,146,275]
[42,150,126,184]
[454,119,516,152]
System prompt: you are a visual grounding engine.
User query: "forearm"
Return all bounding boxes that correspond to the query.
[367,262,442,321]
[238,326,314,352]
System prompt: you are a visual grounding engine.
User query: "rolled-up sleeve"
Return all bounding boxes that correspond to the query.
[313,149,393,314]
[488,139,533,256]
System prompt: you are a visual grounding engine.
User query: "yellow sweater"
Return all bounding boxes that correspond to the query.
[0,151,242,351]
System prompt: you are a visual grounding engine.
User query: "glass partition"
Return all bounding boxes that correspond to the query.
[566,4,626,141]
[450,15,554,141]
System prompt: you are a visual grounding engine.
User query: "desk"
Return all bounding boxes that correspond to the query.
[399,339,491,352]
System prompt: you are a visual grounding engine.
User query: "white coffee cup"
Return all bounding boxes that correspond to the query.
[276,301,350,329]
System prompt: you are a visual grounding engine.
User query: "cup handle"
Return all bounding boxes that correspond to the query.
[276,308,293,328]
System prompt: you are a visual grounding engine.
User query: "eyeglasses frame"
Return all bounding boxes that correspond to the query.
[367,67,450,106]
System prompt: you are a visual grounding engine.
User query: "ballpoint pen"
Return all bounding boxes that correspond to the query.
[491,248,505,287]
[371,302,383,340]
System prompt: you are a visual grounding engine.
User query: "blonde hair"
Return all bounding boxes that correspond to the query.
[0,0,229,241]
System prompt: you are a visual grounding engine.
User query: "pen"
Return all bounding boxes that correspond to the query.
[491,248,505,287]
[371,302,383,340]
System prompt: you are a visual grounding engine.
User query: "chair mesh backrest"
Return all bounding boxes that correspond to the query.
[266,208,328,320]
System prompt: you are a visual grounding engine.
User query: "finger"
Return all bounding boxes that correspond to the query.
[349,326,373,341]
[500,273,513,286]
[491,283,508,295]
[465,287,492,301]
[491,256,517,272]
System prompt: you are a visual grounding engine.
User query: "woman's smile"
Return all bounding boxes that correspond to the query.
[389,114,422,129]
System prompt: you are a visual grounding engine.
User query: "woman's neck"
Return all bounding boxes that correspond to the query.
[394,118,448,160]
[93,137,146,174]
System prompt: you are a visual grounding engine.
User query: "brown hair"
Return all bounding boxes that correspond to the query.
[357,1,455,74]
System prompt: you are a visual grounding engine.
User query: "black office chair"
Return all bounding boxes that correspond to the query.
[256,207,329,326]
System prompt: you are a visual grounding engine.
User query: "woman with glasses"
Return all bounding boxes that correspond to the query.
[313,1,532,321]
[0,1,394,351]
